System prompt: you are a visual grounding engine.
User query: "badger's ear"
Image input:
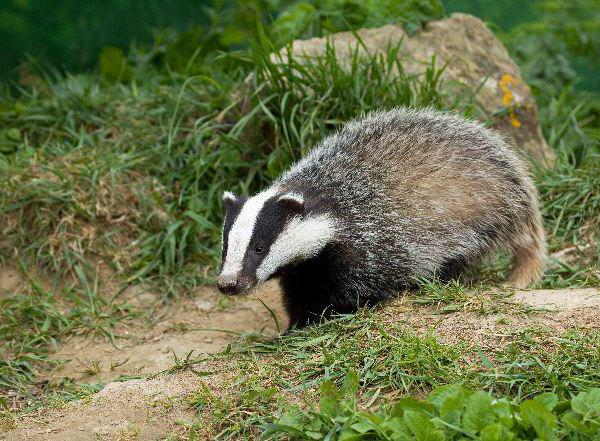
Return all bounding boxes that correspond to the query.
[277,193,305,214]
[222,191,238,211]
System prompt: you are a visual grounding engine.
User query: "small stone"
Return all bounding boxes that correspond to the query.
[194,299,215,312]
[118,285,158,309]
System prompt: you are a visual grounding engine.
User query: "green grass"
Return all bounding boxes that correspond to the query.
[171,308,600,439]
[2,27,597,289]
[411,277,525,315]
[476,330,600,399]
[538,156,600,252]
[535,152,600,288]
[1,6,600,435]
[0,263,138,397]
[1,38,456,286]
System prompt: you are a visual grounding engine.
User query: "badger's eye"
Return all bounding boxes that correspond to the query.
[254,245,264,254]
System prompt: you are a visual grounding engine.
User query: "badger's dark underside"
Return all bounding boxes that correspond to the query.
[278,244,474,328]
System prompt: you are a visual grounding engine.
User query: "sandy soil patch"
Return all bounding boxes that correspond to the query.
[46,281,287,383]
[0,265,25,298]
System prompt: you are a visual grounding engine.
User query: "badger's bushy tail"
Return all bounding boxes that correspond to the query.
[508,210,546,288]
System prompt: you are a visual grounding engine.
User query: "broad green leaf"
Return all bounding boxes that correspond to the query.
[492,398,515,429]
[480,423,515,441]
[364,413,384,425]
[439,391,466,426]
[380,417,412,437]
[319,381,340,417]
[571,388,600,417]
[520,400,558,441]
[277,406,304,430]
[554,399,572,414]
[403,410,444,441]
[392,397,436,417]
[339,431,370,441]
[533,393,559,411]
[463,391,495,433]
[350,421,374,434]
[560,411,589,433]
[306,418,324,432]
[427,383,466,411]
[342,370,360,396]
[430,416,471,435]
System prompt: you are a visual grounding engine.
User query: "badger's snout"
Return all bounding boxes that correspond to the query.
[217,273,240,295]
[217,273,254,295]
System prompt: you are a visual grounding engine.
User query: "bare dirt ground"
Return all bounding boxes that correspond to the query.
[0,265,24,297]
[385,288,600,351]
[46,281,288,384]
[2,276,600,440]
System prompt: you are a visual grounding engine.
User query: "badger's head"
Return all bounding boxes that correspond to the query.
[217,188,336,295]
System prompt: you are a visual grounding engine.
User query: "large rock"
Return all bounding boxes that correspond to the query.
[281,13,554,165]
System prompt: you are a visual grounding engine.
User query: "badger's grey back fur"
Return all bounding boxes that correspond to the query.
[219,107,546,328]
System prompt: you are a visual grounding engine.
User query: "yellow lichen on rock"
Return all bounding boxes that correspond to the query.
[499,74,522,128]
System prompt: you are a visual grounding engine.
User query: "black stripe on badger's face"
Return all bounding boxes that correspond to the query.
[238,196,301,283]
[218,189,337,295]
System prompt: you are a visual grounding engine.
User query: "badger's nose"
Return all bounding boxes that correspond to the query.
[217,273,239,294]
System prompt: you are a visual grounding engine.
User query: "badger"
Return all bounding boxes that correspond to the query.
[217,107,546,328]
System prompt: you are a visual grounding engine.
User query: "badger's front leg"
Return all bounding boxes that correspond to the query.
[282,293,312,330]
[279,273,335,330]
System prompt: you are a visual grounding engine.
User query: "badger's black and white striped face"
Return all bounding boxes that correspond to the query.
[217,188,336,295]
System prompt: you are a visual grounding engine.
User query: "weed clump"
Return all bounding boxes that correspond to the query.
[264,375,600,440]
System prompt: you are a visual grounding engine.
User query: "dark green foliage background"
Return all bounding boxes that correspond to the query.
[0,0,212,77]
[2,0,599,93]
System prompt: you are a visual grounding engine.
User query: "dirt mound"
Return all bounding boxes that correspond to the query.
[4,372,209,440]
[3,286,599,440]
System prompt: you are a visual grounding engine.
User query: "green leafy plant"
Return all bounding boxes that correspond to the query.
[271,0,444,45]
[263,375,600,440]
[99,46,133,82]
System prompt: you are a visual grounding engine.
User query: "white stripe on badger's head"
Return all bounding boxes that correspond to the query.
[277,192,304,205]
[256,214,336,282]
[222,191,237,203]
[218,189,337,294]
[220,188,277,279]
